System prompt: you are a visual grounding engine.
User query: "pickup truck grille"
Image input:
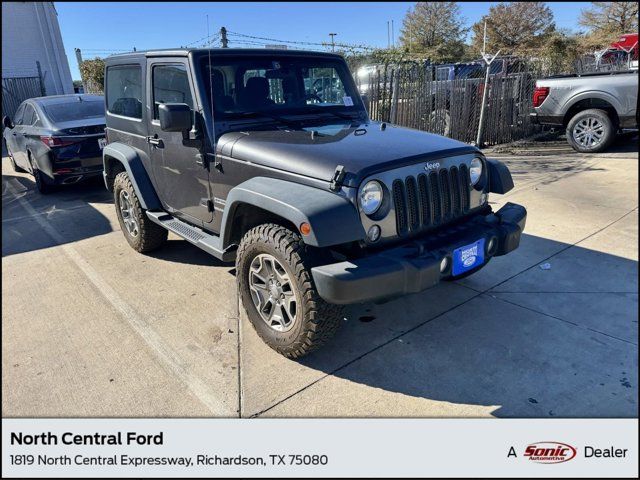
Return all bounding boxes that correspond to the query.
[392,165,470,236]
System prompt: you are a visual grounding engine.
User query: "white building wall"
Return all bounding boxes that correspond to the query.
[2,2,74,95]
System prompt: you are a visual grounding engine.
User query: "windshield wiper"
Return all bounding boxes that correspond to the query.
[232,111,302,129]
[303,107,358,121]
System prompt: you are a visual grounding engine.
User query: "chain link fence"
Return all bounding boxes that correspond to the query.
[357,56,633,147]
[2,76,45,119]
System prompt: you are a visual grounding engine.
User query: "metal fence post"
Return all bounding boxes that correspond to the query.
[475,63,490,147]
[36,61,46,96]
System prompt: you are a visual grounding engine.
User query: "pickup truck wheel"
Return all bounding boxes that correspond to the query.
[237,223,343,358]
[113,171,167,253]
[566,109,615,153]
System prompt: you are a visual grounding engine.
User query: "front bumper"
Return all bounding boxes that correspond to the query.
[312,202,527,304]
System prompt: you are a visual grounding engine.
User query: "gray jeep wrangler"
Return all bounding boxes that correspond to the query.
[102,48,527,358]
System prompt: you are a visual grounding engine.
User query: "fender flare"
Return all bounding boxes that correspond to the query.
[487,159,514,194]
[221,177,365,249]
[561,90,624,119]
[102,143,162,210]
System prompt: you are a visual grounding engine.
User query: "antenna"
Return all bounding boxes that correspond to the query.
[206,16,218,170]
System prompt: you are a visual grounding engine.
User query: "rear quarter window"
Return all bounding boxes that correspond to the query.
[106,65,143,119]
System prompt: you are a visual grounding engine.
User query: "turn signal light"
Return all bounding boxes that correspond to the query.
[299,222,311,236]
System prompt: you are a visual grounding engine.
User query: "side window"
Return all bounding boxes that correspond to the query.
[106,65,143,119]
[22,105,36,126]
[436,67,449,81]
[152,64,193,119]
[13,104,26,125]
[22,105,38,125]
[490,62,503,75]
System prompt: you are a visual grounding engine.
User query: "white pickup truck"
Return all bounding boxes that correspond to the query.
[530,70,638,152]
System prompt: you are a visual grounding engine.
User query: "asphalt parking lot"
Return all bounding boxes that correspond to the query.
[2,136,638,418]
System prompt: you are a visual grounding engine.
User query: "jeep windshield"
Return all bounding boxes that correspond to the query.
[198,54,363,123]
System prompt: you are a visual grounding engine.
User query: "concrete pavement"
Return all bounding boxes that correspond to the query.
[2,137,637,417]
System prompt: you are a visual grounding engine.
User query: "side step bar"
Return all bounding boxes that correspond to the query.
[146,211,236,262]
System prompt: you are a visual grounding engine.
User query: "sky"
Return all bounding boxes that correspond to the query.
[56,1,593,80]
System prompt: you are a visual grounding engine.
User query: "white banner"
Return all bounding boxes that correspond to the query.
[2,418,637,478]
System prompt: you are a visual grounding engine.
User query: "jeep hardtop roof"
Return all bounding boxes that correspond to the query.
[106,48,344,63]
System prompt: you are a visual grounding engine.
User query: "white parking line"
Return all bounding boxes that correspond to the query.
[2,204,93,224]
[5,179,230,416]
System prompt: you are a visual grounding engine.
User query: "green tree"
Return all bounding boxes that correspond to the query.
[399,2,468,63]
[578,2,639,50]
[79,58,105,93]
[540,30,582,74]
[470,2,556,56]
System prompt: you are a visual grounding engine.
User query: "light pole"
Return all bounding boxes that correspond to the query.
[329,33,337,52]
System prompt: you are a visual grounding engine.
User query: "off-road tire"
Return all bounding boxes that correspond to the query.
[29,153,53,194]
[237,223,343,358]
[113,171,167,253]
[566,108,615,153]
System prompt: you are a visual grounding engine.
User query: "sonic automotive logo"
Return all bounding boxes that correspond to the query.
[524,441,577,463]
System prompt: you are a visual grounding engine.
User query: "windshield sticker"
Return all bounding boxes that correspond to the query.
[343,96,354,106]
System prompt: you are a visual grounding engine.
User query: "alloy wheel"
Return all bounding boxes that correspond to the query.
[118,190,139,237]
[248,253,298,332]
[572,117,605,149]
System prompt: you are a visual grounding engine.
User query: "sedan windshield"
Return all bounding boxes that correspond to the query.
[199,55,362,120]
[42,100,105,123]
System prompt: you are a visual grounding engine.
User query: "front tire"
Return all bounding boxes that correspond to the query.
[566,109,615,153]
[237,223,343,358]
[113,171,167,253]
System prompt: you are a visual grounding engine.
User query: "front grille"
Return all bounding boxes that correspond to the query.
[393,164,470,236]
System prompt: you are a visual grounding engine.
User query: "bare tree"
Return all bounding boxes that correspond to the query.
[578,2,639,49]
[471,2,556,55]
[399,2,468,62]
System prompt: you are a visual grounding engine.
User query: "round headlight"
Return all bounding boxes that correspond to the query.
[470,158,483,187]
[359,180,383,215]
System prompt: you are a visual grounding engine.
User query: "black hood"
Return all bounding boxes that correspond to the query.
[217,122,478,187]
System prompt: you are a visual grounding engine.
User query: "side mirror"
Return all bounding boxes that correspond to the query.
[360,94,370,113]
[3,116,13,129]
[158,103,192,132]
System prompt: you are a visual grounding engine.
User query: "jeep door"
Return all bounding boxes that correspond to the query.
[146,59,213,226]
